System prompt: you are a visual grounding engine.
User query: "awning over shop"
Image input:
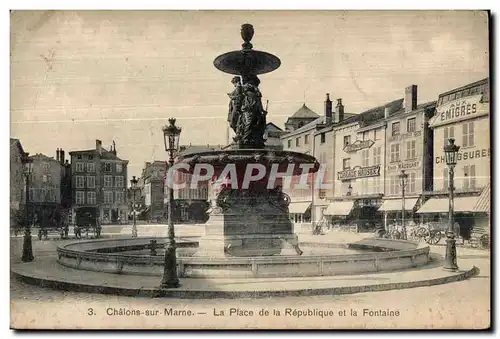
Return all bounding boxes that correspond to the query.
[288,202,311,214]
[324,201,355,216]
[416,196,479,214]
[378,198,418,212]
[474,184,491,213]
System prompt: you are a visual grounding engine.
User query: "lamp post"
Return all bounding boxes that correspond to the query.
[22,158,34,262]
[443,138,460,271]
[399,170,409,240]
[130,176,138,238]
[160,118,181,288]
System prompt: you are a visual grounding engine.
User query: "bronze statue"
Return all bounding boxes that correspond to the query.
[228,75,267,148]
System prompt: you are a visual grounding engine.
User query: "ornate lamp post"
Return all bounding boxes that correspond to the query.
[160,118,181,288]
[130,176,138,238]
[399,170,409,240]
[443,138,460,271]
[22,158,34,262]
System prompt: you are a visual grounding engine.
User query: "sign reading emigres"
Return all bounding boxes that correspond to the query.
[430,94,488,127]
[337,165,380,181]
[344,139,374,153]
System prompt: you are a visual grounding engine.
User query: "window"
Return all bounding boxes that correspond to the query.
[407,172,416,193]
[88,155,93,160]
[76,191,85,204]
[115,176,124,188]
[373,176,381,194]
[392,122,400,136]
[304,134,309,145]
[295,137,300,147]
[115,191,124,204]
[406,140,416,159]
[443,169,449,191]
[105,162,112,172]
[390,175,400,195]
[86,162,95,172]
[444,126,455,144]
[407,118,416,133]
[77,155,82,160]
[362,131,368,141]
[87,192,96,205]
[362,178,369,193]
[104,175,113,188]
[87,176,95,188]
[390,144,400,162]
[463,165,476,190]
[373,146,382,165]
[343,135,351,147]
[374,129,379,141]
[362,149,370,167]
[342,158,351,169]
[76,162,85,172]
[116,163,123,173]
[320,133,326,144]
[75,176,85,188]
[287,139,292,148]
[104,191,113,204]
[462,122,475,147]
[43,162,50,171]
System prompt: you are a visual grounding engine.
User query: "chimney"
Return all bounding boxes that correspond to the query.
[112,140,117,155]
[324,93,333,124]
[384,106,391,119]
[404,85,418,113]
[96,139,102,155]
[335,98,345,122]
[60,149,65,164]
[56,148,60,162]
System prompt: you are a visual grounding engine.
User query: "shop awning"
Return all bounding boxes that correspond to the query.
[474,185,490,213]
[378,198,418,212]
[288,202,311,214]
[416,196,479,214]
[324,201,355,216]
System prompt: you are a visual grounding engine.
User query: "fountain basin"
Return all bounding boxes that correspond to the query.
[56,237,430,278]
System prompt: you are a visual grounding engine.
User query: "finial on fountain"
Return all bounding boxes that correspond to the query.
[241,23,254,50]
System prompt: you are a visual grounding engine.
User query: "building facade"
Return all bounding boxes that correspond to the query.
[417,78,490,240]
[69,140,129,225]
[10,138,27,227]
[141,161,167,221]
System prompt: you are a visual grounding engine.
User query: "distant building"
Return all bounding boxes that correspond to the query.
[141,161,167,221]
[264,122,286,150]
[27,151,68,226]
[69,140,129,225]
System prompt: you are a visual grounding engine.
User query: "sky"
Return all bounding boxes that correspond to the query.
[10,10,489,179]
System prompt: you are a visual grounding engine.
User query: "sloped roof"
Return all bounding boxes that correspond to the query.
[29,153,60,164]
[10,138,26,156]
[474,184,491,213]
[178,144,222,155]
[266,122,283,131]
[69,148,126,162]
[357,98,404,128]
[387,100,436,119]
[288,104,320,119]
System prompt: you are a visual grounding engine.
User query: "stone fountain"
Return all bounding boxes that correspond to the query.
[177,24,319,257]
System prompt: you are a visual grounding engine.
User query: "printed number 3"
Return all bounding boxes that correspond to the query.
[88,308,94,316]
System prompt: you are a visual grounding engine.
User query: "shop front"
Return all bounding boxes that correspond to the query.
[378,197,420,231]
[288,201,311,233]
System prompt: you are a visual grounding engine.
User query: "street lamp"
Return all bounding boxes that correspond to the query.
[160,118,181,288]
[443,138,460,271]
[399,169,409,240]
[130,176,138,238]
[22,158,34,262]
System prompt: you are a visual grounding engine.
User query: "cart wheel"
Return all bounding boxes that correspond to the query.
[479,234,490,249]
[426,230,442,245]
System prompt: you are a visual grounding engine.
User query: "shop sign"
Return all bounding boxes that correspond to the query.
[435,148,490,164]
[388,130,422,142]
[387,160,421,172]
[344,139,374,153]
[430,94,488,127]
[337,165,380,181]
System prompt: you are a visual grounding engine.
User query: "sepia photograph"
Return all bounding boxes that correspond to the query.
[9,9,491,330]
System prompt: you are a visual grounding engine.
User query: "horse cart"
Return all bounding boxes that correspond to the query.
[74,207,102,239]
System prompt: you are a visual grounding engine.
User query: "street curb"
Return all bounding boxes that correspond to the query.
[11,265,479,299]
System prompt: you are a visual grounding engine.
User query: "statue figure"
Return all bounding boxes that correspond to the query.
[235,75,267,148]
[227,76,243,137]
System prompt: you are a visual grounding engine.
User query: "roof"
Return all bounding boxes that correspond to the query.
[266,122,283,131]
[288,104,320,119]
[69,148,127,162]
[28,153,61,164]
[386,100,436,120]
[474,184,491,213]
[438,77,489,98]
[178,144,222,155]
[10,138,26,157]
[282,116,326,138]
[356,98,404,128]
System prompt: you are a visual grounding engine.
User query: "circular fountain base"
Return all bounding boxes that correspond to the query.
[56,237,431,279]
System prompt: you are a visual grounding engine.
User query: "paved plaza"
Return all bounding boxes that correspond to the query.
[10,226,490,329]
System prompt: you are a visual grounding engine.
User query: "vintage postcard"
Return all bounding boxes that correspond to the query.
[9,10,491,330]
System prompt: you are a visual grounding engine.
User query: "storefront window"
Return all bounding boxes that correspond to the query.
[462,122,475,147]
